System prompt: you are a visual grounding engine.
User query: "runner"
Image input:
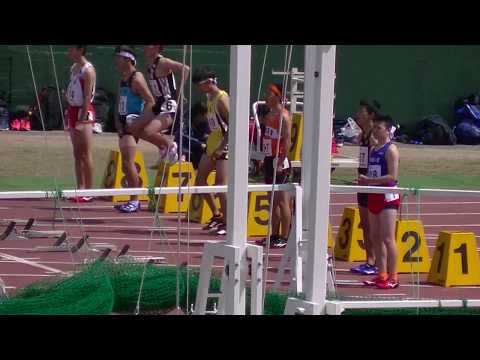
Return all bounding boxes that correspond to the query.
[359,115,401,289]
[65,45,96,203]
[256,83,292,248]
[350,100,381,275]
[192,67,230,236]
[113,45,155,213]
[126,45,190,164]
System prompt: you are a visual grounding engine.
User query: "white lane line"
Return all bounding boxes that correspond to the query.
[61,215,180,220]
[0,252,67,274]
[0,274,58,277]
[27,223,204,231]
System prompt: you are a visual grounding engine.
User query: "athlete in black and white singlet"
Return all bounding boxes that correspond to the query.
[148,55,178,116]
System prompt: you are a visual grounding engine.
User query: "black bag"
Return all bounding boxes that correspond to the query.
[30,86,66,130]
[92,87,113,130]
[412,115,457,145]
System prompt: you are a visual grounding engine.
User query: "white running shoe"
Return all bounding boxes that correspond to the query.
[163,141,178,164]
[92,123,103,134]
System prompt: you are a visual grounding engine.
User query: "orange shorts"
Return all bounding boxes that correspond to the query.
[367,193,401,214]
[65,104,96,129]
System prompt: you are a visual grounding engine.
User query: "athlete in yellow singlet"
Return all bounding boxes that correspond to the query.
[192,67,229,236]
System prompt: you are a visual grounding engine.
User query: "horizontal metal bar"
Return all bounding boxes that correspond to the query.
[0,183,298,200]
[325,299,480,315]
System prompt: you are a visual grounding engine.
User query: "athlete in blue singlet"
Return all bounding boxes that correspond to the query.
[359,115,400,290]
[113,45,155,213]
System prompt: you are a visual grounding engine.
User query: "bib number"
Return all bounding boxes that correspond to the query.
[119,96,127,115]
[359,146,368,169]
[367,164,381,178]
[160,99,176,113]
[263,139,272,156]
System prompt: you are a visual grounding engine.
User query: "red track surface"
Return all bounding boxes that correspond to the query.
[1,193,480,302]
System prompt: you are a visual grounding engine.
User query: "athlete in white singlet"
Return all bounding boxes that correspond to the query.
[65,45,96,203]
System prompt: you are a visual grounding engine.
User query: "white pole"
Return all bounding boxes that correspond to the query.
[225,45,251,314]
[302,45,336,314]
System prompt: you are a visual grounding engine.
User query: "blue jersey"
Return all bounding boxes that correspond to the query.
[367,142,397,187]
[118,71,144,118]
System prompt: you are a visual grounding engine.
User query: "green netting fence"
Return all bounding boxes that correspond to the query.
[0,260,289,315]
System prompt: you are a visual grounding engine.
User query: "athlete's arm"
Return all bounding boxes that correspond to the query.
[213,95,230,158]
[359,144,399,185]
[281,111,292,159]
[114,89,122,135]
[132,72,155,109]
[80,67,95,122]
[159,57,190,102]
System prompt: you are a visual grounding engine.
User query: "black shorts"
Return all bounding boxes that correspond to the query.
[357,193,368,208]
[264,157,291,185]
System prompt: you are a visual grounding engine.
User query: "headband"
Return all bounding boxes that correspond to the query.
[117,51,136,64]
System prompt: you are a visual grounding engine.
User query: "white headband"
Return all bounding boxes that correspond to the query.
[197,77,217,85]
[117,51,136,64]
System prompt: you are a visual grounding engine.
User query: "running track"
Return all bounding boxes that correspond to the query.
[1,193,480,304]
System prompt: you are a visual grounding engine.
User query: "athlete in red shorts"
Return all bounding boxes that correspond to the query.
[65,45,96,203]
[358,115,400,289]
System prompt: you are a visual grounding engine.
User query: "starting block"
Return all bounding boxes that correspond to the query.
[31,234,116,254]
[334,207,366,262]
[428,231,480,287]
[1,219,67,241]
[105,244,167,265]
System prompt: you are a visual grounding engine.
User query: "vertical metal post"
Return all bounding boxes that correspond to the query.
[302,45,336,314]
[225,45,251,314]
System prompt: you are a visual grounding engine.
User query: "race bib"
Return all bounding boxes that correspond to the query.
[368,164,381,178]
[262,139,272,156]
[207,116,220,132]
[385,192,400,202]
[359,146,369,169]
[160,99,177,113]
[118,96,127,115]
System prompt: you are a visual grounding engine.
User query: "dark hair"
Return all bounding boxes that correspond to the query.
[191,101,207,118]
[75,45,86,56]
[359,99,381,116]
[192,66,216,84]
[374,114,393,129]
[114,45,136,65]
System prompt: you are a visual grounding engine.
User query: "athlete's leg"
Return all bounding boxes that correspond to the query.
[119,135,139,202]
[369,210,387,277]
[195,153,219,217]
[70,123,94,190]
[359,205,375,265]
[378,208,398,278]
[276,190,292,239]
[215,158,228,221]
